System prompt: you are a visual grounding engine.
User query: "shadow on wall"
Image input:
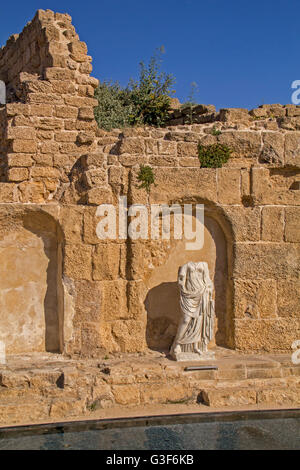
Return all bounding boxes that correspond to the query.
[145,282,181,352]
[23,212,64,353]
[144,215,229,353]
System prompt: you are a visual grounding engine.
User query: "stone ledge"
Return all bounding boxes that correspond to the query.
[0,350,299,426]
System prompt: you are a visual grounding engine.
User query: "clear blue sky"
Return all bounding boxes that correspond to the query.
[1,0,299,109]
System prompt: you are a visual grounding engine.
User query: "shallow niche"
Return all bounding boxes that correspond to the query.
[0,209,63,354]
[144,215,228,352]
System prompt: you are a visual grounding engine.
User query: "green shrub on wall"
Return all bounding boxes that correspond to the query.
[94,81,134,131]
[94,50,175,130]
[198,143,231,168]
[137,165,156,192]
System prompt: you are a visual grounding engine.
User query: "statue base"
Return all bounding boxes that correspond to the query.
[171,350,215,362]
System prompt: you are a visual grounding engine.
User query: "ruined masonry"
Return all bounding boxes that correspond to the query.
[0,10,299,424]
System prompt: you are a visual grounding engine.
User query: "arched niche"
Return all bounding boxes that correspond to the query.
[0,208,64,354]
[144,204,233,352]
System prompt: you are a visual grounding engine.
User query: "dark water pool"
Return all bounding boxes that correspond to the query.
[0,409,299,450]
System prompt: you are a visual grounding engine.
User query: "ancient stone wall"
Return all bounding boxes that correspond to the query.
[67,122,299,354]
[0,10,299,357]
[0,9,98,203]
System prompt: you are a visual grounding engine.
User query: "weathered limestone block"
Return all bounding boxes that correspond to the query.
[101,280,128,321]
[60,206,83,244]
[127,242,145,280]
[108,166,123,185]
[78,107,95,120]
[79,62,93,74]
[18,181,45,203]
[277,280,300,318]
[44,67,75,81]
[257,388,300,405]
[177,141,198,158]
[164,130,198,142]
[118,155,146,167]
[0,371,30,388]
[250,107,268,118]
[285,132,300,167]
[261,206,284,241]
[233,243,300,279]
[219,108,251,124]
[93,244,121,280]
[127,169,149,205]
[7,154,33,167]
[260,104,286,118]
[0,183,17,202]
[200,388,257,407]
[7,167,29,182]
[234,318,300,351]
[103,365,136,385]
[49,398,86,418]
[6,126,36,140]
[64,96,98,108]
[201,131,261,160]
[30,104,53,117]
[81,152,106,168]
[55,106,78,119]
[110,320,146,352]
[84,168,107,188]
[36,117,63,130]
[10,140,37,153]
[0,402,50,425]
[251,167,300,205]
[149,168,217,203]
[5,103,30,117]
[118,137,145,155]
[217,168,241,204]
[260,132,284,164]
[179,157,199,167]
[30,167,60,179]
[68,40,88,62]
[83,207,103,244]
[157,140,176,155]
[140,383,193,405]
[86,186,113,205]
[120,128,150,138]
[64,244,93,280]
[54,131,77,142]
[285,207,300,242]
[112,385,140,406]
[81,322,102,356]
[27,92,63,105]
[77,131,94,145]
[224,206,261,242]
[149,156,177,167]
[127,280,147,320]
[40,141,60,153]
[144,138,158,155]
[234,280,277,319]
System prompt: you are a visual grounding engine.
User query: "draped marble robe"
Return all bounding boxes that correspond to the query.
[170,261,215,360]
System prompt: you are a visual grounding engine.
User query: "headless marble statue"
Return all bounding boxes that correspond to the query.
[170,261,215,361]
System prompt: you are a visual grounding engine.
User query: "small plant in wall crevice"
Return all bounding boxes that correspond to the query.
[198,143,231,168]
[210,126,222,136]
[137,165,156,192]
